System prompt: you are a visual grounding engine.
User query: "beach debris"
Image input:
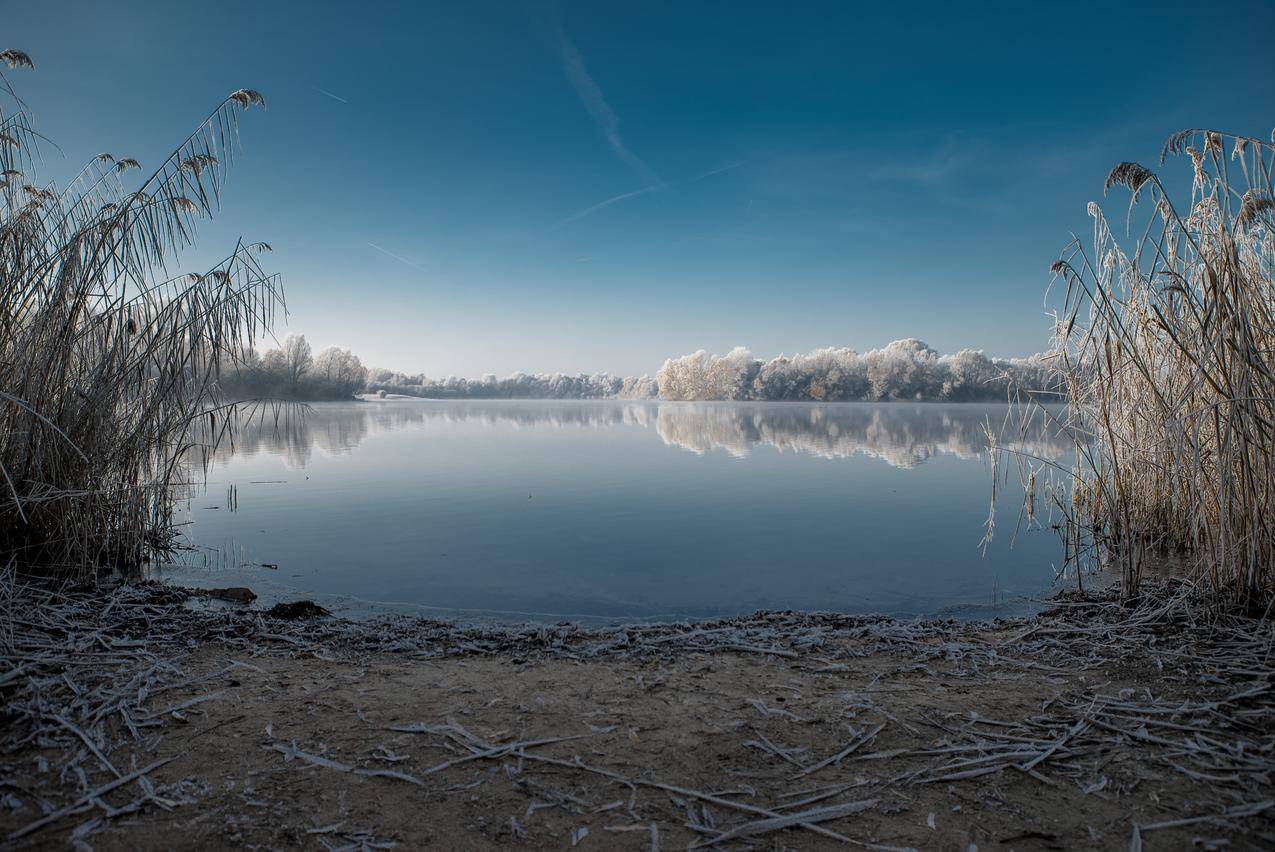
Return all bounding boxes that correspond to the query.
[691,798,877,847]
[5,756,179,842]
[3,576,1274,848]
[266,741,426,787]
[793,723,884,778]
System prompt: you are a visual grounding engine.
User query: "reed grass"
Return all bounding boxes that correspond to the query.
[0,52,282,579]
[1022,127,1275,608]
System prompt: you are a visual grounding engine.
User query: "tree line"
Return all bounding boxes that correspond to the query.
[218,335,1055,402]
[654,340,1056,402]
[362,339,1056,402]
[219,335,368,400]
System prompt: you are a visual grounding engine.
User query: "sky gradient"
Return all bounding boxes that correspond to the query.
[8,0,1275,377]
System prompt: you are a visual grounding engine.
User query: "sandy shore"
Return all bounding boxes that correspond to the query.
[2,582,1272,850]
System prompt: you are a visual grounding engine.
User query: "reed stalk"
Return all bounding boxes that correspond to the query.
[1019,127,1275,608]
[0,51,282,579]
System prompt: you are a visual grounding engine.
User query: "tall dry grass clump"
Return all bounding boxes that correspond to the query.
[1035,126,1275,609]
[0,52,282,579]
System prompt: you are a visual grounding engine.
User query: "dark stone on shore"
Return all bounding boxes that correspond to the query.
[265,600,331,619]
[205,587,257,605]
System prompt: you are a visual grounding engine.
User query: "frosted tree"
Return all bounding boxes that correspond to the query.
[657,350,711,400]
[279,334,313,393]
[940,349,998,400]
[707,347,759,400]
[864,339,940,400]
[313,346,367,397]
[315,347,362,384]
[618,374,658,399]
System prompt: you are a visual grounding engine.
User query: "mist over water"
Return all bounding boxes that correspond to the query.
[163,400,1071,622]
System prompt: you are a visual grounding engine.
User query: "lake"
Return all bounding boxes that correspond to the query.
[156,399,1072,623]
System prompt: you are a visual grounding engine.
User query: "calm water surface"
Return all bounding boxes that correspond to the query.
[156,400,1070,622]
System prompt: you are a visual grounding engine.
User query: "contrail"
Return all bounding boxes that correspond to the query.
[368,242,424,270]
[312,86,349,104]
[554,185,662,229]
[552,160,747,229]
[553,22,662,189]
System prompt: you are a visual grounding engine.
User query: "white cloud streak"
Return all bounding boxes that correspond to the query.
[554,184,661,229]
[551,160,747,230]
[312,86,349,104]
[367,242,425,270]
[553,22,662,188]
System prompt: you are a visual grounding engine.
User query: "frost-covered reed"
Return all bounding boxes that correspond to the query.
[1019,127,1275,608]
[0,53,280,578]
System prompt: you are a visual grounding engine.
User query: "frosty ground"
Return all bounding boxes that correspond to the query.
[2,582,1272,850]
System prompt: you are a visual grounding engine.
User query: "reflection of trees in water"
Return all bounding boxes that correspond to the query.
[190,400,1070,471]
[655,403,1067,467]
[191,402,660,470]
[374,401,660,432]
[189,405,372,471]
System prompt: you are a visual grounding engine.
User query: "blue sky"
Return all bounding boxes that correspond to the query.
[7,0,1275,376]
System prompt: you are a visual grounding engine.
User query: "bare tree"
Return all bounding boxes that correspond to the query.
[279,334,312,393]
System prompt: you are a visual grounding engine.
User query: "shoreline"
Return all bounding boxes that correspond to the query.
[2,580,1272,849]
[157,575,1058,628]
